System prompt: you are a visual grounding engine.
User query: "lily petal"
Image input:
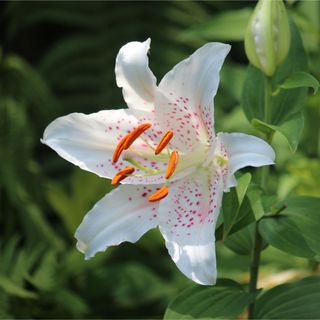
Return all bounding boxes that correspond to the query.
[42,109,168,184]
[156,43,231,151]
[75,184,161,259]
[217,132,275,189]
[158,170,224,285]
[115,38,157,111]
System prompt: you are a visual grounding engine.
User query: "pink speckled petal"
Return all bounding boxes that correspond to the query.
[115,38,157,111]
[75,184,161,259]
[158,169,224,285]
[156,42,231,151]
[42,109,169,184]
[216,132,275,190]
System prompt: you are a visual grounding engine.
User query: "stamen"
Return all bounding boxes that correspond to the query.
[149,186,169,202]
[111,166,135,185]
[155,130,174,155]
[123,123,152,150]
[165,151,179,179]
[112,134,129,163]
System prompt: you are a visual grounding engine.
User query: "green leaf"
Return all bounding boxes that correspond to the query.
[51,289,89,317]
[252,112,304,152]
[224,218,269,256]
[236,173,251,204]
[164,281,259,319]
[246,185,264,220]
[222,188,239,239]
[46,169,110,235]
[222,174,254,239]
[242,20,308,126]
[0,275,37,299]
[279,71,319,94]
[259,216,315,259]
[259,196,320,259]
[180,8,253,42]
[254,276,320,319]
[224,223,255,255]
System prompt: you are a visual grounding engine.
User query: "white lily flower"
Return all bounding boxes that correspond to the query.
[42,39,275,285]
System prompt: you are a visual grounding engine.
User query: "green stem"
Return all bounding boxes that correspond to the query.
[248,76,273,319]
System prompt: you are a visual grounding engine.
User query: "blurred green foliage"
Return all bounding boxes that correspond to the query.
[0,1,319,318]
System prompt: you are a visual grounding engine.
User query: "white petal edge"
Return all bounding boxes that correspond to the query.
[75,184,161,259]
[41,109,171,184]
[158,170,224,285]
[115,38,157,111]
[156,42,231,151]
[217,132,275,188]
[42,110,142,179]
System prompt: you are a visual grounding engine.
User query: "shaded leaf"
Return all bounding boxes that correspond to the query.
[259,196,320,260]
[164,281,259,319]
[254,276,320,319]
[222,174,253,239]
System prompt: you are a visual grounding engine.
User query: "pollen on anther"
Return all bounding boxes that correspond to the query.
[155,130,174,155]
[165,151,179,179]
[149,186,169,202]
[112,134,129,163]
[111,166,135,185]
[123,123,152,150]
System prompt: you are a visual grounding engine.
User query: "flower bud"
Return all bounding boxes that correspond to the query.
[245,0,290,76]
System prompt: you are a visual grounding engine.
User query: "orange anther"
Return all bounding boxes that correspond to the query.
[112,134,130,163]
[111,166,135,185]
[165,151,179,179]
[155,130,174,155]
[123,123,152,150]
[149,186,169,202]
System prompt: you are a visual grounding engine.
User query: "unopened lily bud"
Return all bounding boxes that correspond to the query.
[245,0,290,76]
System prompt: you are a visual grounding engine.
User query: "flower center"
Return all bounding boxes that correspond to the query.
[111,123,180,202]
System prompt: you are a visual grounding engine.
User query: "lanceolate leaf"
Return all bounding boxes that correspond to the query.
[252,111,304,152]
[164,281,259,319]
[254,276,320,319]
[279,71,319,94]
[222,174,254,239]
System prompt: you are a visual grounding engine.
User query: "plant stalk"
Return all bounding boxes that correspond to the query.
[248,76,273,319]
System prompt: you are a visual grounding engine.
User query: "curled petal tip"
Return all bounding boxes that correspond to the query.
[76,239,88,254]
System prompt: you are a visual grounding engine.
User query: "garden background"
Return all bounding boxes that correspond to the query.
[0,1,319,318]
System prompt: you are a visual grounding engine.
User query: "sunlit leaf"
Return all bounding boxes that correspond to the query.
[252,112,304,152]
[279,71,319,94]
[0,276,37,299]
